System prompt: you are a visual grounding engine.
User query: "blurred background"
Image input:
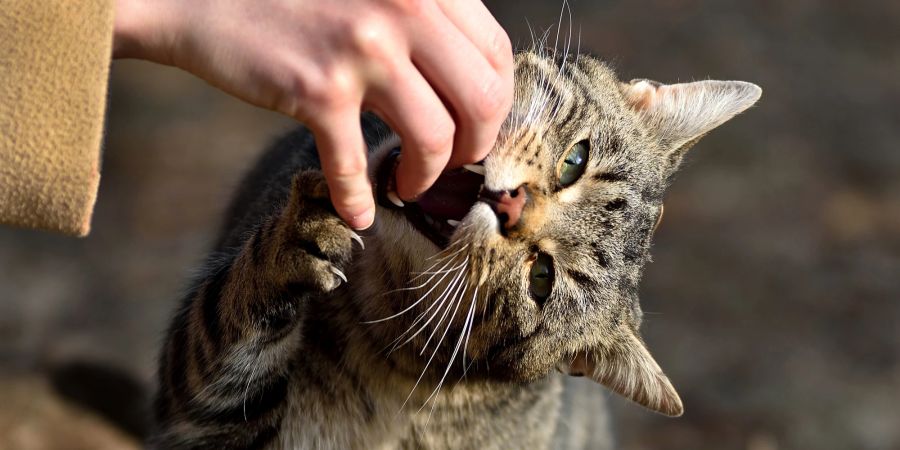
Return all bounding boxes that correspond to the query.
[2,0,898,449]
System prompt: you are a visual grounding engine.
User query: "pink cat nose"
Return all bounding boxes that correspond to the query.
[478,185,528,230]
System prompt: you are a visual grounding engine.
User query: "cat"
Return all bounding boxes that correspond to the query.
[151,51,760,449]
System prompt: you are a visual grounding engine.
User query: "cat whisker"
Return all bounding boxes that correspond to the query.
[419,286,477,415]
[402,248,457,290]
[412,278,467,414]
[401,261,467,296]
[389,235,474,416]
[364,257,463,324]
[393,260,466,352]
[409,259,467,278]
[523,27,553,126]
[552,1,565,62]
[449,284,480,395]
[411,244,469,281]
[399,269,467,412]
[574,24,582,67]
[242,349,261,422]
[376,253,463,355]
[423,239,467,262]
[388,232,469,334]
[461,287,478,379]
[399,255,472,412]
[533,1,573,127]
[419,263,469,355]
[446,289,480,394]
[387,258,467,353]
[379,245,466,298]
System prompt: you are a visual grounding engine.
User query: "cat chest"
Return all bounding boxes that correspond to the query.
[275,374,411,450]
[273,369,563,449]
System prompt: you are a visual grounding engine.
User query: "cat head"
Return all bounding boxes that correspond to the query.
[368,52,760,417]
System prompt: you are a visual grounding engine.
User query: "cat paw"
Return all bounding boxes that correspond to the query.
[284,171,364,292]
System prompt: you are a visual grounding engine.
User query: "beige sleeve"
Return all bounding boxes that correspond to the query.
[0,0,114,237]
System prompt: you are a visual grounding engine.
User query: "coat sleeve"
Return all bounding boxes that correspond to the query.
[0,0,114,237]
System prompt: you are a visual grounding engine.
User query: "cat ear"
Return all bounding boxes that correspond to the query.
[559,329,683,417]
[622,78,761,155]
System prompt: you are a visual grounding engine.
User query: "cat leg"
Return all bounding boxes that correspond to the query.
[152,171,358,449]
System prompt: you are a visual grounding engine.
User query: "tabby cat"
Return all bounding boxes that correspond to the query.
[152,51,760,449]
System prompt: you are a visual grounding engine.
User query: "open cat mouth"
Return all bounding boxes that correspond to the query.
[376,149,485,248]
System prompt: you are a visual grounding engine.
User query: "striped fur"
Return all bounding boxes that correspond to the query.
[153,50,759,448]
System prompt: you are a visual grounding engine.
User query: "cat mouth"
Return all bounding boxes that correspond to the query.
[376,148,485,248]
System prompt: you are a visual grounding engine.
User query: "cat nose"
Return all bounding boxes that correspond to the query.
[478,185,528,229]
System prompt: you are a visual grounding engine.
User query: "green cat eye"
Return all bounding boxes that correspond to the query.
[528,253,555,302]
[558,140,589,187]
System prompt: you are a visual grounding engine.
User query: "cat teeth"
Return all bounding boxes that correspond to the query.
[330,266,347,283]
[447,219,461,227]
[386,190,404,208]
[463,164,485,176]
[349,231,364,250]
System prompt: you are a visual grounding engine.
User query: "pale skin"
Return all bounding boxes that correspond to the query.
[113,0,514,230]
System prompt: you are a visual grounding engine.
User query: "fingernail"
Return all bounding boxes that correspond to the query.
[398,191,421,203]
[351,208,376,231]
[357,215,380,238]
[394,175,423,203]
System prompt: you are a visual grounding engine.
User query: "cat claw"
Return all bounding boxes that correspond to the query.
[447,219,461,227]
[330,266,347,284]
[463,164,485,176]
[349,231,364,250]
[386,190,404,208]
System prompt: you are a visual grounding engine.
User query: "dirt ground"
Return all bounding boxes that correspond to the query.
[1,1,898,449]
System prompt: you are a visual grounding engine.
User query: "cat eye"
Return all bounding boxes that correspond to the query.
[558,140,589,187]
[528,252,555,302]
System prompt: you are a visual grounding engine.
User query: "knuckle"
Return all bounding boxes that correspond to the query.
[332,195,367,213]
[349,18,392,58]
[416,121,455,156]
[301,77,331,106]
[471,75,508,121]
[488,30,514,67]
[306,68,357,109]
[330,191,372,220]
[328,155,368,180]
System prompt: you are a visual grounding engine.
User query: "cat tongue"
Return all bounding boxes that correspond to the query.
[415,168,484,221]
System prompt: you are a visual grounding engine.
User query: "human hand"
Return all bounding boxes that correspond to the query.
[113,0,514,230]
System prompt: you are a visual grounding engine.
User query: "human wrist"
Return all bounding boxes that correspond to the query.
[113,0,183,65]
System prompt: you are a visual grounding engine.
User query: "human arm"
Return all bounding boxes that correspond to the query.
[113,0,514,230]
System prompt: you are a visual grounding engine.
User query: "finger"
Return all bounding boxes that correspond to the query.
[435,0,515,74]
[312,109,375,230]
[434,0,514,166]
[409,5,514,168]
[367,60,456,201]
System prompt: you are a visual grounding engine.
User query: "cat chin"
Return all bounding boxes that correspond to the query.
[474,336,567,384]
[486,355,560,384]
